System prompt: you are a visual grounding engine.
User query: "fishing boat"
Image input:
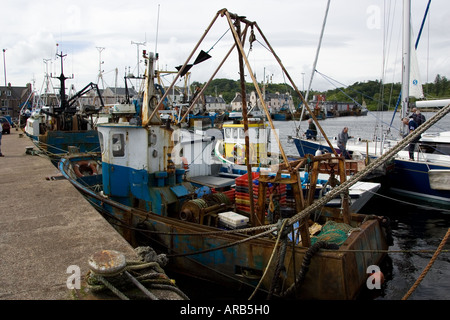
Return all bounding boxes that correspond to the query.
[291,0,450,208]
[23,52,108,165]
[271,107,292,121]
[58,9,392,300]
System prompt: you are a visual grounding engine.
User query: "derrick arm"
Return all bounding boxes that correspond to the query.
[68,82,105,110]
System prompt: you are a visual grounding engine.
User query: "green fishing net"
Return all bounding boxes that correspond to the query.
[311,220,357,246]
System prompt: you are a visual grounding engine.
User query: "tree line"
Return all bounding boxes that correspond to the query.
[192,74,450,111]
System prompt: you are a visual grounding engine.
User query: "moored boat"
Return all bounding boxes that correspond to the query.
[23,52,107,166]
[290,0,450,208]
[58,9,392,300]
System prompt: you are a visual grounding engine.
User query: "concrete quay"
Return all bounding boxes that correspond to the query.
[0,129,138,300]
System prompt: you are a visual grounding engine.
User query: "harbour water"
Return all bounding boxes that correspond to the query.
[174,111,450,300]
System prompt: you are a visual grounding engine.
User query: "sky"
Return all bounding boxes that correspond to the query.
[1,0,449,95]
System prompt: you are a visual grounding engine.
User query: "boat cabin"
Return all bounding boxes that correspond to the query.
[97,123,198,215]
[222,120,269,165]
[419,131,450,156]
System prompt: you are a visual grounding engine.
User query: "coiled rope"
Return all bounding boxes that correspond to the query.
[87,247,189,300]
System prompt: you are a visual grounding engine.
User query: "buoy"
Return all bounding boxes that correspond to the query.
[73,160,98,177]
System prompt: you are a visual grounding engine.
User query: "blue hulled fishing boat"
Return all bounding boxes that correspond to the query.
[24,52,107,166]
[58,9,392,299]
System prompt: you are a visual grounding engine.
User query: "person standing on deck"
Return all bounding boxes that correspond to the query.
[403,117,420,160]
[337,127,352,159]
[305,118,318,140]
[409,107,426,126]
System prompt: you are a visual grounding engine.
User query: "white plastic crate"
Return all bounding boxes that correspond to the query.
[218,211,249,228]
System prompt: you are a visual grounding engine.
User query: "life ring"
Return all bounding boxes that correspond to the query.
[73,160,98,177]
[181,157,189,170]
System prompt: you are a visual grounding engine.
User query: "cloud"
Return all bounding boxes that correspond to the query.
[1,0,449,94]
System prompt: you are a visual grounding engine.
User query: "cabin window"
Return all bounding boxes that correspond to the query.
[112,133,125,157]
[249,128,259,141]
[232,128,238,139]
[238,128,244,140]
[98,132,104,154]
[439,145,450,155]
[149,132,157,147]
[224,128,231,139]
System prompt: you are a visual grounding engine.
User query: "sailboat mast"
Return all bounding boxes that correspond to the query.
[299,0,331,124]
[305,0,330,103]
[401,0,411,136]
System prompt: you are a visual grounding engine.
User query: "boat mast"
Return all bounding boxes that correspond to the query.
[299,0,331,123]
[401,0,411,136]
[234,16,256,222]
[52,52,72,112]
[141,51,161,126]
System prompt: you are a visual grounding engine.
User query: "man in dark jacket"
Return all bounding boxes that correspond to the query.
[337,127,352,159]
[410,108,426,126]
[305,118,317,140]
[403,117,419,160]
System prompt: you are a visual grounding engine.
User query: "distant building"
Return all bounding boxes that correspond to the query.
[161,86,227,113]
[0,83,32,119]
[101,87,139,105]
[76,86,139,106]
[230,92,248,111]
[205,95,227,112]
[264,92,294,114]
[231,91,294,114]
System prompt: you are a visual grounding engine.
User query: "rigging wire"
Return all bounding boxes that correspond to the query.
[315,70,402,135]
[367,189,450,214]
[207,28,230,54]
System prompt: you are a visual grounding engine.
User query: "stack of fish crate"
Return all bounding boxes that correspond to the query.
[234,172,286,215]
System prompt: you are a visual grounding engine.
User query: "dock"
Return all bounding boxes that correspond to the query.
[0,130,138,299]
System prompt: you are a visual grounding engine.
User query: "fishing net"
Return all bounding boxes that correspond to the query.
[311,220,356,246]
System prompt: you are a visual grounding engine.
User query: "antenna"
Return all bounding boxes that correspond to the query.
[155,4,161,54]
[131,40,146,79]
[96,47,105,89]
[131,40,147,89]
[2,49,7,87]
[43,58,52,95]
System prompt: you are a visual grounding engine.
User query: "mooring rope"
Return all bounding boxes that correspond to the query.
[248,219,288,300]
[402,227,450,300]
[30,137,100,159]
[87,249,189,300]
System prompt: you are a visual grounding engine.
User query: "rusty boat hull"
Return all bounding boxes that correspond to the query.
[59,153,390,300]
